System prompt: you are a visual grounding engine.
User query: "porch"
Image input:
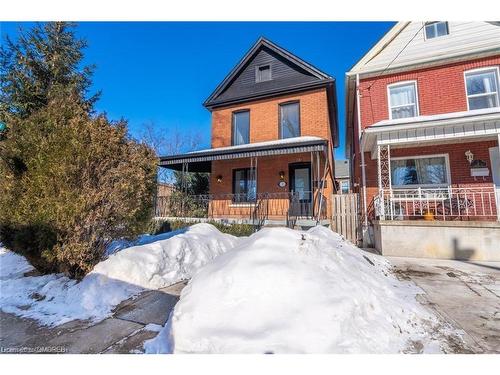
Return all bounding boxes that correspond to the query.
[362,108,500,223]
[157,136,334,228]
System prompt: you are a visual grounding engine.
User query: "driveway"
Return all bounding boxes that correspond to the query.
[0,281,185,354]
[388,256,500,353]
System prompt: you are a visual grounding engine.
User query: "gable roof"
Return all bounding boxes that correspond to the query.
[204,37,333,109]
[348,21,500,76]
[204,37,339,147]
[344,21,500,158]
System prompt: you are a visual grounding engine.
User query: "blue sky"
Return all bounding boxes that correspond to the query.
[1,22,394,158]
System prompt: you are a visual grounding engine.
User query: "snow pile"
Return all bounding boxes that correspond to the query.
[0,247,34,279]
[163,226,458,354]
[0,224,238,326]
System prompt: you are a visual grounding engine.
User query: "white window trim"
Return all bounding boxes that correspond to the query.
[463,66,500,111]
[390,153,451,188]
[387,80,420,120]
[423,21,450,41]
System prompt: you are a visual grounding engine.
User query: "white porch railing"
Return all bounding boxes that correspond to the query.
[374,185,498,221]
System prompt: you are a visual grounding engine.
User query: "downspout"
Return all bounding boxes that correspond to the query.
[356,74,369,231]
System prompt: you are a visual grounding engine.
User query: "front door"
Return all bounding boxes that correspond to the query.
[489,147,500,215]
[289,163,312,217]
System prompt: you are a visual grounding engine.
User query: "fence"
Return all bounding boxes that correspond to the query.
[375,186,498,221]
[154,191,328,228]
[331,193,360,244]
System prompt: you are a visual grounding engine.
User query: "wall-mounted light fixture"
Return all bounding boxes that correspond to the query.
[216,175,223,183]
[465,150,474,164]
[279,171,285,180]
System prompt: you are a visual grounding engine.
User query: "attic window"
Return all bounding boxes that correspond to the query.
[256,65,272,82]
[424,22,449,39]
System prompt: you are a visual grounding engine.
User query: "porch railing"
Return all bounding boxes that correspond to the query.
[374,186,498,221]
[154,191,328,227]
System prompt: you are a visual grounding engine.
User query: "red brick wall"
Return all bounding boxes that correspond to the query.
[211,88,332,147]
[358,56,500,129]
[210,153,334,218]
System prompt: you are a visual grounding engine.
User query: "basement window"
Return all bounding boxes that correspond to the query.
[256,65,272,82]
[424,22,449,39]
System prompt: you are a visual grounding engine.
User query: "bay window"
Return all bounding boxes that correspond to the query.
[388,81,419,119]
[391,155,449,187]
[465,68,500,110]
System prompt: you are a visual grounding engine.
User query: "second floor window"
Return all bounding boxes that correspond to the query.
[424,22,449,39]
[280,102,300,139]
[465,68,500,110]
[388,82,418,119]
[232,110,250,145]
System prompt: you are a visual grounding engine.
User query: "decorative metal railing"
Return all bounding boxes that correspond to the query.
[154,191,328,227]
[374,185,498,221]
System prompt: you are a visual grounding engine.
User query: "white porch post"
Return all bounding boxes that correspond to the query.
[377,144,391,219]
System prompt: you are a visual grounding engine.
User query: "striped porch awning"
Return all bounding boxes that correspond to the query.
[159,136,328,172]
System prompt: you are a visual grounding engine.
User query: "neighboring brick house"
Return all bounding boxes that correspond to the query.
[346,21,500,260]
[160,37,338,226]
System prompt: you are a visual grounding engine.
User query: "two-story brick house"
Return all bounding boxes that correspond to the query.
[346,21,500,260]
[160,37,338,227]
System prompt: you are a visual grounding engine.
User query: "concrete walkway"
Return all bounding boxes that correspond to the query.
[0,282,186,354]
[388,257,500,353]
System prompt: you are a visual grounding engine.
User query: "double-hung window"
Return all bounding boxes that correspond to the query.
[232,168,256,203]
[388,82,419,119]
[391,155,449,187]
[424,22,449,39]
[279,101,300,138]
[464,68,500,110]
[232,110,250,145]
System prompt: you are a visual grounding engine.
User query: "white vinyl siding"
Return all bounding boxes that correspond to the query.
[354,22,500,74]
[465,68,500,110]
[388,81,418,119]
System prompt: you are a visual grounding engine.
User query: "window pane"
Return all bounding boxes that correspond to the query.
[425,24,436,39]
[280,102,300,138]
[391,159,418,185]
[436,22,448,36]
[233,111,249,145]
[466,71,498,95]
[247,169,256,201]
[233,169,256,202]
[416,157,447,184]
[468,94,498,110]
[389,83,417,119]
[258,65,271,82]
[391,105,416,119]
[341,181,349,194]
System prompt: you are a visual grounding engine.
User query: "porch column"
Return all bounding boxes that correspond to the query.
[377,144,391,219]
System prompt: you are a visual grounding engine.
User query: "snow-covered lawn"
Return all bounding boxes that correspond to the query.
[146,226,463,354]
[0,224,238,326]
